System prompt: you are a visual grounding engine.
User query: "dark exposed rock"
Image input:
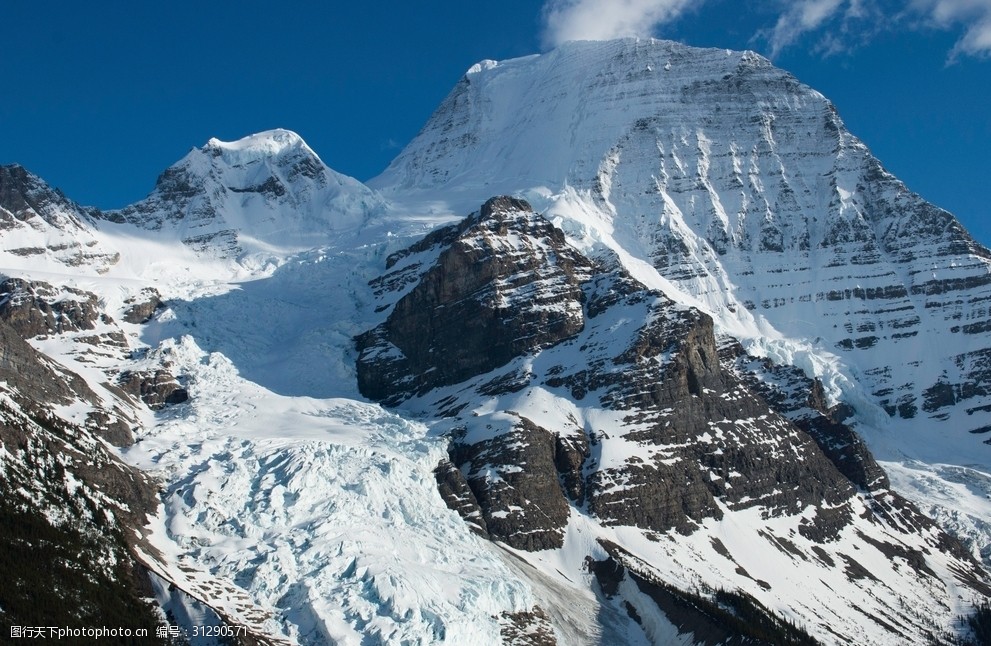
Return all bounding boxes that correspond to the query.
[855,530,938,579]
[77,331,129,348]
[575,304,854,536]
[922,378,981,414]
[448,416,571,551]
[122,287,164,324]
[586,555,626,598]
[797,503,854,543]
[554,433,590,505]
[359,198,861,548]
[84,408,136,447]
[118,369,188,411]
[182,229,241,256]
[719,341,890,493]
[356,196,592,405]
[0,164,98,228]
[433,459,489,538]
[592,540,822,646]
[0,317,134,446]
[0,445,161,635]
[0,166,119,270]
[587,456,722,535]
[498,607,557,646]
[718,341,991,561]
[0,312,161,633]
[227,175,286,197]
[0,277,104,337]
[0,319,85,405]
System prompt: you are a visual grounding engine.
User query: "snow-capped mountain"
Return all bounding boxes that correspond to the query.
[371,40,991,579]
[1,37,990,646]
[104,128,386,259]
[373,38,991,466]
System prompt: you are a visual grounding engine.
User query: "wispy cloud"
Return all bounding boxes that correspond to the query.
[764,0,847,57]
[760,0,991,59]
[540,0,695,48]
[910,0,991,59]
[538,0,991,60]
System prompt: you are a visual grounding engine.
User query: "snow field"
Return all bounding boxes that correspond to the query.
[125,337,538,644]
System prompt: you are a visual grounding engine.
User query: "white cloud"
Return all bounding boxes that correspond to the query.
[765,0,847,57]
[910,0,991,58]
[538,0,991,60]
[541,0,695,48]
[762,0,991,59]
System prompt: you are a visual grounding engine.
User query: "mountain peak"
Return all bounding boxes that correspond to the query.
[100,128,385,257]
[0,163,119,272]
[203,129,313,167]
[371,38,795,197]
[369,35,991,467]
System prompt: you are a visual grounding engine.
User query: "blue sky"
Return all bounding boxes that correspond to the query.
[2,0,989,242]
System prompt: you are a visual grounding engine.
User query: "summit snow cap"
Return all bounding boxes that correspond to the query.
[204,128,315,167]
[100,128,386,258]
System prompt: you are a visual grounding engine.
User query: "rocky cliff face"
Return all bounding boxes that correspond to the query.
[0,313,163,631]
[357,197,991,643]
[0,278,139,445]
[0,277,107,337]
[356,198,864,546]
[594,72,991,447]
[719,341,890,491]
[0,165,119,272]
[357,196,592,405]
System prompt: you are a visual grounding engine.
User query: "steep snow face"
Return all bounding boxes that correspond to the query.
[105,129,387,260]
[373,40,788,199]
[372,38,991,469]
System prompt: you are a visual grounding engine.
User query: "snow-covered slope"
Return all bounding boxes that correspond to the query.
[124,337,545,645]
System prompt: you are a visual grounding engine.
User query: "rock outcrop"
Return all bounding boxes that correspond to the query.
[360,199,862,543]
[0,301,134,446]
[0,164,119,271]
[357,196,592,405]
[118,368,188,410]
[0,277,106,337]
[121,287,164,324]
